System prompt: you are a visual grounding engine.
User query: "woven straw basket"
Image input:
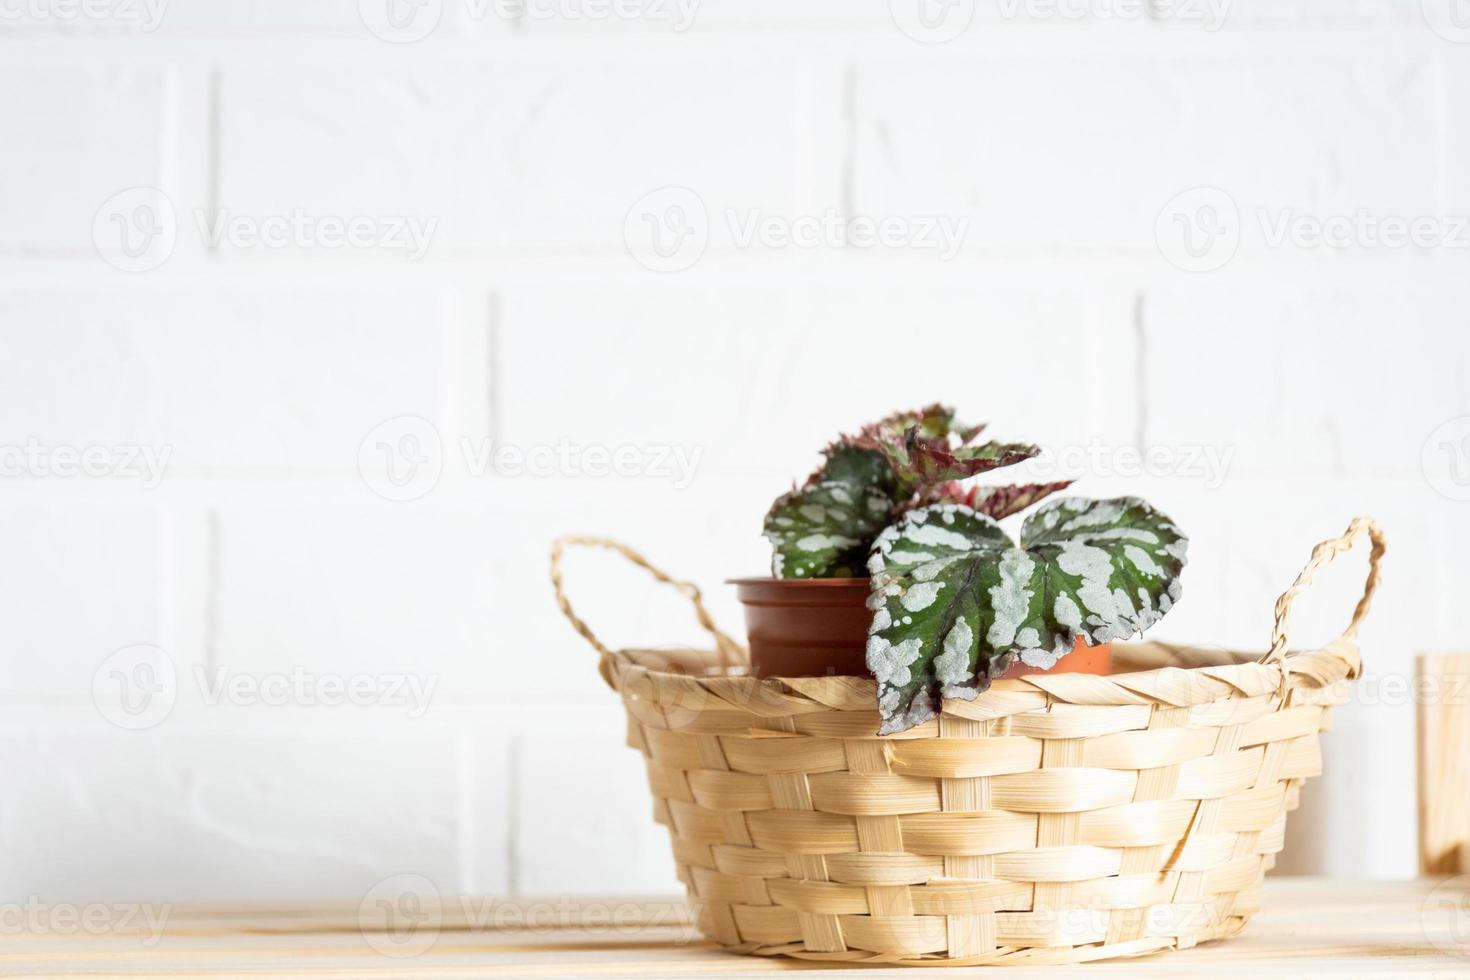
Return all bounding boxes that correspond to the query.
[550,517,1384,967]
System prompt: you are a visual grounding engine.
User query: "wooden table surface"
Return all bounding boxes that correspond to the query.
[9,878,1468,978]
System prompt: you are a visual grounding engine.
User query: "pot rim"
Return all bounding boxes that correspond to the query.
[726,576,868,587]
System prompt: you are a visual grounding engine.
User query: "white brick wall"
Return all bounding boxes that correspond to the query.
[0,66,173,252]
[852,52,1439,253]
[0,506,167,697]
[0,729,466,903]
[2,3,1467,906]
[0,289,448,469]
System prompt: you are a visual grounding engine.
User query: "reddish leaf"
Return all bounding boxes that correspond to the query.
[935,481,1075,520]
[903,429,1039,485]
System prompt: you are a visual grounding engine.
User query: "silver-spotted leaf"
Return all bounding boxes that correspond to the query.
[865,506,1013,733]
[764,445,897,578]
[1018,496,1189,649]
[866,496,1187,734]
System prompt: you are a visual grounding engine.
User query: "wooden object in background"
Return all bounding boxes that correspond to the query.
[1418,653,1470,875]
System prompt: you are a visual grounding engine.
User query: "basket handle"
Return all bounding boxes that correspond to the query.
[549,535,745,671]
[1260,516,1385,676]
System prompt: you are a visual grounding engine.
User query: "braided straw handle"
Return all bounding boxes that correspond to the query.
[1260,516,1385,677]
[550,535,745,672]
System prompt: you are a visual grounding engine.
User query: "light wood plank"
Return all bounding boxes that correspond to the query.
[1,880,1463,977]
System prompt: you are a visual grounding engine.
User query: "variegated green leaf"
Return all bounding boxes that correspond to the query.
[865,506,1013,733]
[866,496,1187,734]
[764,445,897,579]
[1019,496,1189,647]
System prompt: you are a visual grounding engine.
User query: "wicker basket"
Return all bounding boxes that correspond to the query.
[550,517,1384,967]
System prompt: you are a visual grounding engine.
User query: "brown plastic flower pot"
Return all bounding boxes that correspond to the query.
[730,577,1111,680]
